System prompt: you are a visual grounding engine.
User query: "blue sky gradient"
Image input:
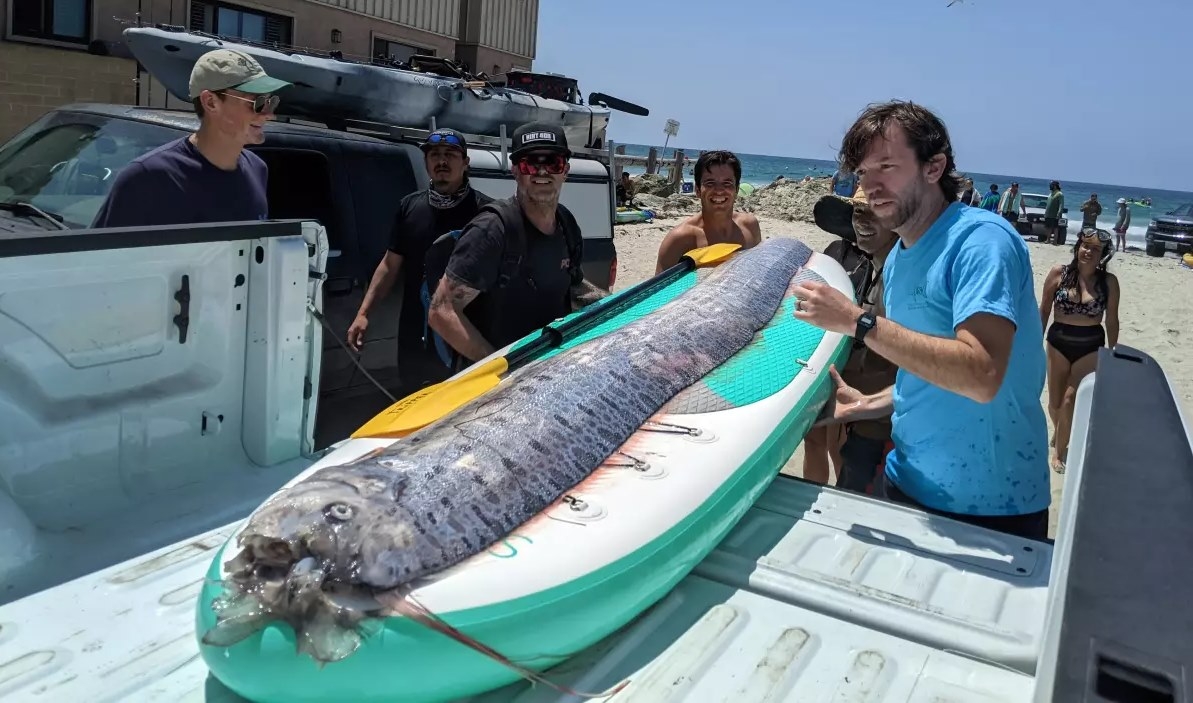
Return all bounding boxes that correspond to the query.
[535,0,1192,191]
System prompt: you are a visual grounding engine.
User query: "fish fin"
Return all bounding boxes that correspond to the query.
[295,611,363,665]
[395,595,630,699]
[201,613,269,647]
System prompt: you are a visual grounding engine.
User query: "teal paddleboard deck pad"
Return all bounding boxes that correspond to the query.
[196,239,854,703]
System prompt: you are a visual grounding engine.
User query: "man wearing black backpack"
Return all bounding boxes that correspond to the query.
[426,122,609,366]
[346,128,493,390]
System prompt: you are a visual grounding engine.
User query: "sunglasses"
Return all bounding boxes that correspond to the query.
[514,152,567,175]
[218,92,280,114]
[426,132,464,147]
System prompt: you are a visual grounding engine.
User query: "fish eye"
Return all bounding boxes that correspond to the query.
[323,502,355,522]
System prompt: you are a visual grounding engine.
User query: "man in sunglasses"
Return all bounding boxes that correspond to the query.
[91,48,290,228]
[427,122,608,364]
[347,128,494,390]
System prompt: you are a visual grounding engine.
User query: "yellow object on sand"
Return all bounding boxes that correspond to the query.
[351,242,744,439]
[1183,253,1193,268]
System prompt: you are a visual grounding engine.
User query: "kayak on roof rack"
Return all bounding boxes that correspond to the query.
[121,25,648,149]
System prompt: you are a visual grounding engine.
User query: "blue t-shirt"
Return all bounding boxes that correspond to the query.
[833,171,858,197]
[881,201,1049,516]
[91,136,268,228]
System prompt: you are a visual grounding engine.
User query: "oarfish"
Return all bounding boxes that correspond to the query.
[201,237,813,669]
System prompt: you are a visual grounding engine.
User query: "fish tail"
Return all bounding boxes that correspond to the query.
[396,596,629,699]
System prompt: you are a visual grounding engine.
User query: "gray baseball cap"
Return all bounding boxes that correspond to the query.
[188,49,291,99]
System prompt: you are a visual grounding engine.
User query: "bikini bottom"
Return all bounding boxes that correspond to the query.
[1047,321,1105,364]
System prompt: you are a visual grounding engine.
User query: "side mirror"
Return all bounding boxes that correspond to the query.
[1063,208,1069,214]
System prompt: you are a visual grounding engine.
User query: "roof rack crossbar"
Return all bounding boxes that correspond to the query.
[269,115,611,162]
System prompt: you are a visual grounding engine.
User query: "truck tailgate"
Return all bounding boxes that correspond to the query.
[0,477,1050,702]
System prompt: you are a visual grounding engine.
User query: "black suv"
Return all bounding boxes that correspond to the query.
[0,103,619,445]
[1145,203,1193,257]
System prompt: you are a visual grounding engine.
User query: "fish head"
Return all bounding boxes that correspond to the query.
[235,465,408,585]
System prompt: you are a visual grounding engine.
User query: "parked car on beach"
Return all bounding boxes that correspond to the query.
[1015,192,1069,241]
[1144,202,1193,257]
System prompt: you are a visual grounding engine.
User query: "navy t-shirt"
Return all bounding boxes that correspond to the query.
[91,136,269,228]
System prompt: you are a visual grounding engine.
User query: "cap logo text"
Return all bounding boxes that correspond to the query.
[521,131,556,144]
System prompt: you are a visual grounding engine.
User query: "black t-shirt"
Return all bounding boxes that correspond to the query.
[91,137,268,228]
[445,206,582,350]
[388,187,493,348]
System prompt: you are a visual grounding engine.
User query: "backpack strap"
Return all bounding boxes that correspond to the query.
[557,204,584,284]
[420,228,466,368]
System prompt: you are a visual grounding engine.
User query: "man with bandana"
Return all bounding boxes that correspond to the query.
[347,128,494,390]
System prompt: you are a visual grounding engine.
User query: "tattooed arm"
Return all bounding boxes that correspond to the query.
[427,273,496,362]
[570,279,610,312]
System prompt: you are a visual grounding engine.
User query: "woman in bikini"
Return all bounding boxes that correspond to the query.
[1040,227,1120,473]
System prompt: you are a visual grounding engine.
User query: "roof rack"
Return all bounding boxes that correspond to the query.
[269,115,616,166]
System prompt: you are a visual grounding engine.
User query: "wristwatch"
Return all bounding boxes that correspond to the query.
[855,311,877,342]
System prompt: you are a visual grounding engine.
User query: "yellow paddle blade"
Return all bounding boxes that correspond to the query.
[351,356,510,439]
[684,242,742,267]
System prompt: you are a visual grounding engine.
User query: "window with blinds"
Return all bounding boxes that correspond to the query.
[189,0,292,47]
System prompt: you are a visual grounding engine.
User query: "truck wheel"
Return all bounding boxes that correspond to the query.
[1146,241,1164,257]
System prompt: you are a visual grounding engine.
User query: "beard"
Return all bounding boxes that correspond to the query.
[874,176,926,233]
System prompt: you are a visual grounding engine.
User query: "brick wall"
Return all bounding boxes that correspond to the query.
[0,42,136,143]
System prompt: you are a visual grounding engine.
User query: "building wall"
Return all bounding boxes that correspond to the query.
[0,0,538,141]
[458,0,535,64]
[304,0,459,41]
[0,42,136,143]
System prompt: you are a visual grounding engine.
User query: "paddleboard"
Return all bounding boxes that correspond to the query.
[615,208,654,223]
[196,241,855,702]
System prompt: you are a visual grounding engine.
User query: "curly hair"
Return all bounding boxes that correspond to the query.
[838,100,962,203]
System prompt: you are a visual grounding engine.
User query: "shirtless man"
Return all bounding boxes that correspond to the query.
[653,150,762,273]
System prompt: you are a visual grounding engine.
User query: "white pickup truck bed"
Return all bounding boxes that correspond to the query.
[0,472,1052,703]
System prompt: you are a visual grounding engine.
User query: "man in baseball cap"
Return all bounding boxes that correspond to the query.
[801,185,899,495]
[509,122,571,160]
[347,125,497,394]
[188,48,291,99]
[427,120,610,366]
[92,48,290,229]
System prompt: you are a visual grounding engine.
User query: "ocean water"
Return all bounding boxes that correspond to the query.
[617,143,1193,250]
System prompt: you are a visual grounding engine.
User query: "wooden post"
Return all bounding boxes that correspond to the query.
[614,145,626,180]
[646,147,658,175]
[670,149,685,191]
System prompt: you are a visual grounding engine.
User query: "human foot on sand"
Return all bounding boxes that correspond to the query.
[1052,453,1066,474]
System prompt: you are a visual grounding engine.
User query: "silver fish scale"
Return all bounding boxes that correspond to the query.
[290,237,810,588]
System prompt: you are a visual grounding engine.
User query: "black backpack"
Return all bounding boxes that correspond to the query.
[420,196,583,368]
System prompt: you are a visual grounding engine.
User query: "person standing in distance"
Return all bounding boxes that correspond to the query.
[792,100,1050,540]
[427,122,609,364]
[91,49,290,228]
[346,129,493,391]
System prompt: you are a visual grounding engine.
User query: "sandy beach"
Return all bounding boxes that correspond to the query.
[612,180,1193,538]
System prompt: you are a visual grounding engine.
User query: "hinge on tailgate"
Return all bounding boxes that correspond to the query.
[173,274,191,344]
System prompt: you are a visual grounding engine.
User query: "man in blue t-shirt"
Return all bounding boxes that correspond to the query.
[792,100,1050,540]
[91,48,291,229]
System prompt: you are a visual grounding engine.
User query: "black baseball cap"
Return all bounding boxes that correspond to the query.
[813,189,868,243]
[421,128,467,154]
[510,122,570,160]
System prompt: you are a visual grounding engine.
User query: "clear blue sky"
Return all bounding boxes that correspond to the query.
[535,0,1192,192]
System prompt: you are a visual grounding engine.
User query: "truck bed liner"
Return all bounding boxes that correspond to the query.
[0,476,1049,702]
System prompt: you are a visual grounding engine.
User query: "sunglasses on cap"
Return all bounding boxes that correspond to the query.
[219,92,280,114]
[426,132,464,147]
[514,152,567,175]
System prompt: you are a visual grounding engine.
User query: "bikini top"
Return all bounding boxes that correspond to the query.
[1054,279,1106,317]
